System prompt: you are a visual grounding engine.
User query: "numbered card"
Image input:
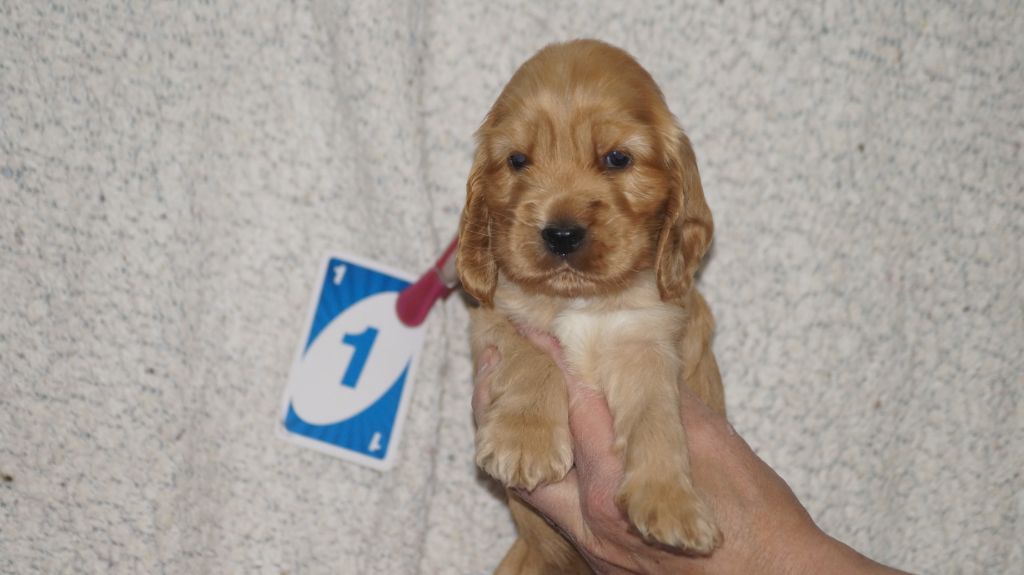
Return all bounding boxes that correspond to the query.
[279,253,426,470]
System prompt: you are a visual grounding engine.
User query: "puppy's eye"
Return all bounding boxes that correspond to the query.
[508,153,529,171]
[602,150,632,170]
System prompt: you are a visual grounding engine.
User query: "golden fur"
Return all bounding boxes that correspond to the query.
[457,39,725,574]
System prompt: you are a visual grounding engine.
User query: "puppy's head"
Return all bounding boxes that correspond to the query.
[457,40,712,306]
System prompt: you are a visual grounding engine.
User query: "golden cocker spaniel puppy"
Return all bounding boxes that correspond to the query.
[458,39,725,574]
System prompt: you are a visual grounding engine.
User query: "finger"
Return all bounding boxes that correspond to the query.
[675,384,742,458]
[675,383,717,422]
[471,346,499,426]
[513,470,589,542]
[518,327,571,373]
[564,381,620,481]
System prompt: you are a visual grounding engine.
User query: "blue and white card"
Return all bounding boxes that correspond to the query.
[279,253,425,470]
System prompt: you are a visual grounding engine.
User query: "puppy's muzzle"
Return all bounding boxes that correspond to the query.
[541,224,586,257]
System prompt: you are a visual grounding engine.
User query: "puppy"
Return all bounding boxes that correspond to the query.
[457,39,725,574]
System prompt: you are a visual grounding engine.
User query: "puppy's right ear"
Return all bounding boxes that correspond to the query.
[456,148,497,307]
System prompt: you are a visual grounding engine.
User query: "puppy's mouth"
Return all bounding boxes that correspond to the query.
[511,263,601,298]
[506,249,631,298]
[541,259,589,280]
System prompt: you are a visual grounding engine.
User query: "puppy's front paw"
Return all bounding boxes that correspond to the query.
[475,413,572,490]
[617,477,721,555]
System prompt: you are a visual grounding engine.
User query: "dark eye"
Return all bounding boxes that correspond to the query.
[508,153,529,171]
[602,150,632,169]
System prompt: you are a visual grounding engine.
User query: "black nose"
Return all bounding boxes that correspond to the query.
[541,225,587,256]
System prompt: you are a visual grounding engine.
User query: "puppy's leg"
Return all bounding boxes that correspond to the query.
[472,308,573,491]
[602,342,721,555]
[680,289,726,416]
[494,494,590,575]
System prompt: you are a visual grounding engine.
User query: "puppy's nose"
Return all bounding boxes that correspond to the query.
[541,225,586,256]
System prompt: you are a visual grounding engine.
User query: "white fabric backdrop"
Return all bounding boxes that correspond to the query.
[2,1,1021,573]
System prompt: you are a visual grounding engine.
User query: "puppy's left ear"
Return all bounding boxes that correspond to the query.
[655,131,714,301]
[456,147,498,306]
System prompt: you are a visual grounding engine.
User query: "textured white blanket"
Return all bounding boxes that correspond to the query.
[2,1,1021,573]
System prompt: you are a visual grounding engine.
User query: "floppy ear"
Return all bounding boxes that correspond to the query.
[456,148,498,306]
[655,131,714,301]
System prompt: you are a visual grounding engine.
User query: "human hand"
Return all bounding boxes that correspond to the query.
[472,331,910,575]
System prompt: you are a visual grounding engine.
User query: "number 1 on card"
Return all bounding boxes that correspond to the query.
[341,327,378,388]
